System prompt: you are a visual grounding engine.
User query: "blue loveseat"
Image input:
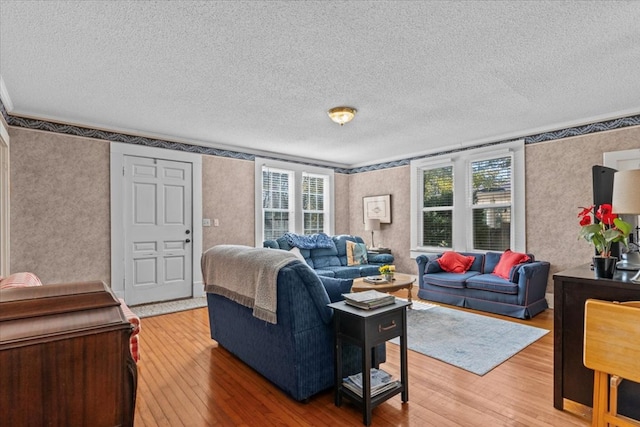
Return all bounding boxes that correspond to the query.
[263,234,394,278]
[203,246,384,401]
[416,251,550,319]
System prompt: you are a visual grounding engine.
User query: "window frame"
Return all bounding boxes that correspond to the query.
[417,160,455,250]
[410,139,525,257]
[467,152,514,252]
[255,158,334,245]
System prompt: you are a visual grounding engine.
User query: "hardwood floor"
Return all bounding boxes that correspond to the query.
[133,293,591,426]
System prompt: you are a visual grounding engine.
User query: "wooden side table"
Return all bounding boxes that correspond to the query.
[328,300,410,426]
[368,247,392,254]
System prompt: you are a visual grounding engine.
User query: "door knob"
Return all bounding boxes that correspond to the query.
[185,230,191,234]
[185,239,191,243]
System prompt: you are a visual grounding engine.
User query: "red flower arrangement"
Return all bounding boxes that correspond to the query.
[578,203,631,257]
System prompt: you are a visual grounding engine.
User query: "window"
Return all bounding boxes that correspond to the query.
[255,158,334,245]
[422,166,453,248]
[262,169,293,241]
[302,174,325,235]
[410,140,525,256]
[470,156,512,251]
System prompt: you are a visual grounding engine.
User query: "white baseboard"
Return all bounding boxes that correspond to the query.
[545,292,554,309]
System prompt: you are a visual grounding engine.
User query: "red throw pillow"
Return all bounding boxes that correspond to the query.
[493,250,530,279]
[437,251,475,273]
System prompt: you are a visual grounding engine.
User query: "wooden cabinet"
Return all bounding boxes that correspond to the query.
[553,264,640,418]
[0,281,137,427]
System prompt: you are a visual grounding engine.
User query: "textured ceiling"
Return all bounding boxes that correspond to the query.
[1,1,640,168]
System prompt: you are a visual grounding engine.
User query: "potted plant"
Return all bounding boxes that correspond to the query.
[379,264,395,282]
[578,203,632,278]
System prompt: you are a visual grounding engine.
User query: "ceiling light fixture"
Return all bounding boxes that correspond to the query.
[327,106,357,126]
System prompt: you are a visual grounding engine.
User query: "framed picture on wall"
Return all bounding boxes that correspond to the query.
[363,194,391,224]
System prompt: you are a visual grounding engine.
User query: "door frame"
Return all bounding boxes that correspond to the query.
[0,119,9,277]
[110,142,203,300]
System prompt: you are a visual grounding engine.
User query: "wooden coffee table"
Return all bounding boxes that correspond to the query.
[351,273,416,306]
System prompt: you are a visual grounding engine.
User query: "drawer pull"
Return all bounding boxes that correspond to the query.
[379,320,397,332]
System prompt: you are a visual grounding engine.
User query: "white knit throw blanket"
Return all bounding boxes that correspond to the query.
[201,245,297,324]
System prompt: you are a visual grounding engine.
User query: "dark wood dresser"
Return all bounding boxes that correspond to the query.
[553,264,640,418]
[0,281,137,426]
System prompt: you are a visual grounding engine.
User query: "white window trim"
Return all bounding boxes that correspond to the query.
[255,157,334,246]
[410,139,525,258]
[0,120,9,277]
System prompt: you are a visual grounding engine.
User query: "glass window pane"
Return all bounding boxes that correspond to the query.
[473,207,511,250]
[304,212,324,235]
[302,175,327,233]
[423,167,453,208]
[472,157,511,205]
[422,211,452,248]
[264,211,289,241]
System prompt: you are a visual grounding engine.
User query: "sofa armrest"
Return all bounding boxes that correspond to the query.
[263,239,280,249]
[416,254,442,280]
[368,253,394,264]
[516,261,550,305]
[318,276,353,302]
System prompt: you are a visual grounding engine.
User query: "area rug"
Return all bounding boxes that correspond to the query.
[129,296,207,318]
[390,302,549,376]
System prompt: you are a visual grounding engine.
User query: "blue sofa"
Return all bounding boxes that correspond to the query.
[263,234,394,278]
[204,247,384,401]
[416,251,550,319]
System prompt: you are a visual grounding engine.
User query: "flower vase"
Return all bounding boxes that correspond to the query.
[593,256,617,279]
[383,273,394,282]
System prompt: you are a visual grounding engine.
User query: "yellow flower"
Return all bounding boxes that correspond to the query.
[379,264,395,274]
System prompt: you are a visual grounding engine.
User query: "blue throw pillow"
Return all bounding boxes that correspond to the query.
[319,276,353,302]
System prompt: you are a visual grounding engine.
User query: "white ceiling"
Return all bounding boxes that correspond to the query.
[1,1,640,168]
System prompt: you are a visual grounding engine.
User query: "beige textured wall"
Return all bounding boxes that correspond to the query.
[8,123,639,296]
[525,126,640,293]
[334,173,350,234]
[9,127,111,284]
[202,155,255,249]
[348,166,416,275]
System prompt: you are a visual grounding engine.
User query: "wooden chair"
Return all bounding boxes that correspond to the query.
[583,299,640,427]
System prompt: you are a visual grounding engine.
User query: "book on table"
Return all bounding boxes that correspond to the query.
[342,290,395,309]
[363,275,389,284]
[342,368,400,398]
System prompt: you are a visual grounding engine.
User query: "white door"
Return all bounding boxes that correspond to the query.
[123,155,193,305]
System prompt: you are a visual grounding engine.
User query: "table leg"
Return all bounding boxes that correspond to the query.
[407,283,413,308]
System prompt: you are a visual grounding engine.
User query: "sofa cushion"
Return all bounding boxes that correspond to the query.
[357,265,382,277]
[493,250,531,280]
[465,274,519,294]
[483,251,502,274]
[423,271,480,289]
[346,240,368,266]
[276,236,293,251]
[314,269,335,277]
[319,276,353,302]
[322,266,362,279]
[289,247,306,262]
[437,251,475,273]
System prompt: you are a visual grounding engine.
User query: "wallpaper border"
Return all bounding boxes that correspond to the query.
[1,98,637,175]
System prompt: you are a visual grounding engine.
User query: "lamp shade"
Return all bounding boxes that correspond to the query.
[612,169,640,214]
[365,218,381,231]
